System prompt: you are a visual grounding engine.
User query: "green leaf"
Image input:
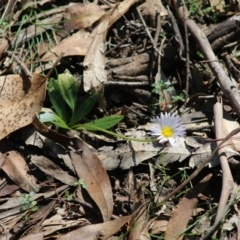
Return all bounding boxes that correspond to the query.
[69,93,98,127]
[57,72,78,113]
[39,109,70,129]
[74,115,123,130]
[48,78,66,121]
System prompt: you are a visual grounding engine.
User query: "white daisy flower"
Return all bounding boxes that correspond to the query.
[149,113,186,147]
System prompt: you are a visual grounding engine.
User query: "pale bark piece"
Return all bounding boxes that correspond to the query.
[165,174,212,240]
[70,140,113,222]
[0,73,46,140]
[189,142,239,168]
[108,0,138,28]
[56,215,132,240]
[83,11,109,92]
[31,155,77,186]
[222,110,240,151]
[1,151,40,193]
[19,233,44,240]
[98,141,160,170]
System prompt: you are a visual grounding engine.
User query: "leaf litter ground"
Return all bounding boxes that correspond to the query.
[0,0,240,239]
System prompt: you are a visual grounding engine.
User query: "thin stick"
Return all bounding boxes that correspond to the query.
[160,127,240,204]
[212,96,234,236]
[4,50,32,77]
[45,52,64,80]
[136,7,163,57]
[201,184,237,239]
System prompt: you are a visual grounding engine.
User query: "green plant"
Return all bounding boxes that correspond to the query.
[186,0,221,22]
[64,179,88,201]
[151,80,185,109]
[74,178,88,189]
[40,72,156,143]
[172,93,185,103]
[63,190,73,201]
[196,51,204,59]
[21,192,39,212]
[39,72,123,131]
[151,80,173,94]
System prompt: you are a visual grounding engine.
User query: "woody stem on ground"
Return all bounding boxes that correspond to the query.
[171,0,240,118]
[204,96,234,237]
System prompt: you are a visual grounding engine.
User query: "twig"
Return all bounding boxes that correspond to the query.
[201,184,237,239]
[136,7,163,56]
[150,10,161,83]
[182,1,192,108]
[167,6,185,57]
[104,81,148,86]
[106,29,141,55]
[238,205,240,240]
[171,0,240,118]
[212,96,234,237]
[160,127,240,204]
[4,50,32,78]
[45,52,64,80]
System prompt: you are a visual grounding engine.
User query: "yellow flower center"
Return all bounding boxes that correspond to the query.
[161,126,174,138]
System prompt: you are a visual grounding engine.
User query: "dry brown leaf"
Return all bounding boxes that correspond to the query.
[165,174,212,240]
[40,30,92,62]
[31,118,112,220]
[0,37,9,60]
[1,151,40,193]
[0,184,19,197]
[56,215,132,240]
[31,155,77,186]
[70,140,113,222]
[0,213,24,237]
[63,3,105,30]
[128,204,148,240]
[149,216,170,234]
[42,209,86,236]
[14,14,62,47]
[0,73,46,140]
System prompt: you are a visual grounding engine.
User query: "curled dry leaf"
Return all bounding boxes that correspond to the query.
[70,141,113,222]
[1,151,40,193]
[56,215,132,240]
[0,73,46,140]
[40,30,92,62]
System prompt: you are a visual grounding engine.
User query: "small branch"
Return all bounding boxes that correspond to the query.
[4,50,32,78]
[201,184,237,239]
[160,128,240,204]
[136,7,163,56]
[212,96,234,235]
[172,0,240,118]
[182,2,191,107]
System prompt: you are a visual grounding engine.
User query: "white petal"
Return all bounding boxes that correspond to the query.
[169,137,177,147]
